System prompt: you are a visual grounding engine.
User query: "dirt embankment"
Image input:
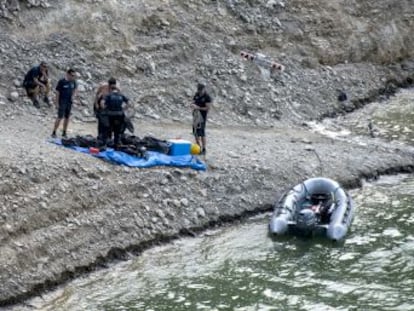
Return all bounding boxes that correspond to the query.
[0,0,414,307]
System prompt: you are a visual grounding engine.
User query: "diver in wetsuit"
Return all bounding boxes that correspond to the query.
[101,78,129,148]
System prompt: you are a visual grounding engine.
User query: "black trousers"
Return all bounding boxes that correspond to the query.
[96,112,110,143]
[107,115,125,147]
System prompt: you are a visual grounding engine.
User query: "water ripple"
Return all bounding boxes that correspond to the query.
[14,176,414,311]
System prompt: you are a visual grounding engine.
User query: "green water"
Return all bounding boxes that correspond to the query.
[22,90,414,311]
[26,175,414,311]
[340,89,414,143]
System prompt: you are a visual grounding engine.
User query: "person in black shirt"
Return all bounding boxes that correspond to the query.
[23,61,51,108]
[51,69,78,138]
[101,78,129,148]
[94,78,120,144]
[192,83,212,155]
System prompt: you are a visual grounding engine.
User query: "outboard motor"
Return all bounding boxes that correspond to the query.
[296,209,318,233]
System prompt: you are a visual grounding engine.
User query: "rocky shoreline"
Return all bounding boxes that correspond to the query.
[2,108,414,307]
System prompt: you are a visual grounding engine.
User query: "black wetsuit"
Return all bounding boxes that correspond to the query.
[23,66,42,90]
[96,94,109,143]
[23,66,48,97]
[103,91,129,147]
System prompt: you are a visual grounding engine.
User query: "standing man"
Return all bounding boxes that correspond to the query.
[23,61,51,108]
[51,69,78,138]
[94,78,118,144]
[101,78,129,148]
[192,83,212,155]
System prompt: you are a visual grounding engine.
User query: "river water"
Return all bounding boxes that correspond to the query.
[23,89,414,311]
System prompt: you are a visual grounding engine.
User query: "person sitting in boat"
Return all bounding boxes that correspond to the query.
[308,192,335,223]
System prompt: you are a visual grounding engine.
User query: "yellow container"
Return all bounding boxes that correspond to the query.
[190,144,201,155]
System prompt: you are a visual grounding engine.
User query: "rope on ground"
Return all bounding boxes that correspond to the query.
[311,149,324,176]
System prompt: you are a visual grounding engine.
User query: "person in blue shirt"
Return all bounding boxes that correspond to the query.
[23,61,51,108]
[51,69,78,138]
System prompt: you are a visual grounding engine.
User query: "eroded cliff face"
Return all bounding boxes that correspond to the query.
[241,0,414,65]
[3,0,414,64]
[0,0,413,124]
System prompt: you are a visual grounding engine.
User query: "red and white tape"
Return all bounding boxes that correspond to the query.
[240,51,285,71]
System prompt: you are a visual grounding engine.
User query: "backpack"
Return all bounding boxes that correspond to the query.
[22,68,33,88]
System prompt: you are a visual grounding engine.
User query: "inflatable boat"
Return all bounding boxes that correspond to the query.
[269,177,355,241]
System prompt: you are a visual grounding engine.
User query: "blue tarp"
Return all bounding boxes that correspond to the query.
[50,139,207,171]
